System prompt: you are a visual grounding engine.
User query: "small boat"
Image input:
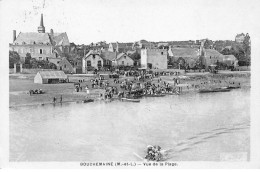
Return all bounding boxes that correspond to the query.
[199,88,231,93]
[121,98,140,102]
[227,86,241,89]
[144,94,166,97]
[82,99,94,103]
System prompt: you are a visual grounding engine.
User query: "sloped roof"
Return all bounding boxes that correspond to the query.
[13,32,70,46]
[170,48,200,58]
[204,49,224,58]
[100,50,117,61]
[37,71,67,79]
[14,32,52,45]
[85,50,101,58]
[116,52,132,60]
[52,32,70,46]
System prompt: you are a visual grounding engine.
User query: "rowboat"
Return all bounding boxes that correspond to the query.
[144,94,166,97]
[121,98,140,102]
[227,86,241,89]
[133,149,169,162]
[82,99,94,103]
[199,88,231,93]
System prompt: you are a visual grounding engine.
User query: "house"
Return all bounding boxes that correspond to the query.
[168,48,200,68]
[9,14,70,62]
[113,53,134,66]
[203,49,225,67]
[34,71,68,84]
[82,50,111,72]
[100,50,116,67]
[57,57,74,73]
[141,49,168,69]
[223,55,238,67]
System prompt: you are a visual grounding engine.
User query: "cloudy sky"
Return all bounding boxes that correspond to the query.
[1,0,260,44]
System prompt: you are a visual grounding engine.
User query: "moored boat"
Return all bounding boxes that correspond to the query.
[144,94,166,97]
[82,99,94,103]
[121,98,140,102]
[199,88,231,93]
[227,86,241,89]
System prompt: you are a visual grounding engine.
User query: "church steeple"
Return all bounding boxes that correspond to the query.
[38,14,45,33]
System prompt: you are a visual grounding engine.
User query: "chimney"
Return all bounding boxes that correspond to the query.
[13,30,16,42]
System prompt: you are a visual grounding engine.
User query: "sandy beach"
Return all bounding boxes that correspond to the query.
[9,70,251,107]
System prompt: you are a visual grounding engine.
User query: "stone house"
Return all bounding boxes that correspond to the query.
[9,14,70,63]
[113,53,134,66]
[141,49,168,69]
[168,47,200,68]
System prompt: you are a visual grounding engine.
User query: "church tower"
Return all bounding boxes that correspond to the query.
[38,14,45,33]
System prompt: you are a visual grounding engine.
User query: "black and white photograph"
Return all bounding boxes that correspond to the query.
[0,0,260,169]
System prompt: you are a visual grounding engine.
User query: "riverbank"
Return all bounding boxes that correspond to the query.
[9,71,250,108]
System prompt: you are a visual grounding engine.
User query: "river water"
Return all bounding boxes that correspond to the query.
[10,89,250,161]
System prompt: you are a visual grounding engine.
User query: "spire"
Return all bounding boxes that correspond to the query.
[40,13,44,27]
[38,13,45,33]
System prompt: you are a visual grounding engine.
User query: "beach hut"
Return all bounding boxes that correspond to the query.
[34,71,68,84]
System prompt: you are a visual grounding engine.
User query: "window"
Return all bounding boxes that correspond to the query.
[93,54,95,58]
[64,64,66,68]
[161,52,163,55]
[39,57,42,60]
[122,61,124,65]
[124,56,126,59]
[87,61,91,66]
[98,60,102,67]
[40,49,43,54]
[46,57,49,61]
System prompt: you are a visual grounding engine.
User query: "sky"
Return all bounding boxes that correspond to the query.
[1,0,260,44]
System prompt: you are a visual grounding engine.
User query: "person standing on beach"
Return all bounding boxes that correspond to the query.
[53,97,56,103]
[60,95,62,103]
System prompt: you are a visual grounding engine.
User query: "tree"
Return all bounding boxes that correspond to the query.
[9,51,20,68]
[25,53,32,64]
[130,52,141,61]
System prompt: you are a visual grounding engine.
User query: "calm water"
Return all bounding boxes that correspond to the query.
[10,89,250,161]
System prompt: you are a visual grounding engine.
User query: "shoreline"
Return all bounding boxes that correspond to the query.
[9,71,251,108]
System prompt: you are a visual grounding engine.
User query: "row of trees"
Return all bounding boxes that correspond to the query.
[9,51,57,69]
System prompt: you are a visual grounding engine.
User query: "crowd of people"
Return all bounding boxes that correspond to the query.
[145,145,163,161]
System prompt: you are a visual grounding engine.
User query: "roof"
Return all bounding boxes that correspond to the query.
[100,50,117,61]
[85,50,98,57]
[52,32,70,46]
[36,71,67,79]
[204,49,224,58]
[169,48,200,58]
[14,32,52,45]
[116,52,131,60]
[13,32,70,46]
